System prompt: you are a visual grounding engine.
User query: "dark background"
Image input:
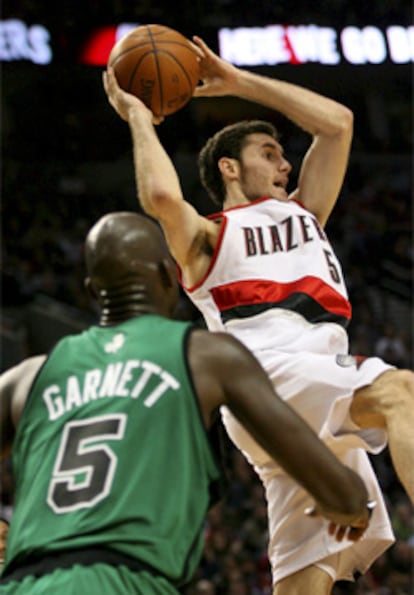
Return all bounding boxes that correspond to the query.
[1,2,413,593]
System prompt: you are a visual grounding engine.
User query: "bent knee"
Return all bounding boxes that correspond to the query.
[351,369,414,428]
[382,369,414,398]
[398,368,414,392]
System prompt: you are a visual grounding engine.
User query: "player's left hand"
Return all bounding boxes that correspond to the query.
[191,36,239,98]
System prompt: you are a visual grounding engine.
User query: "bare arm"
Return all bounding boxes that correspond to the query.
[189,330,370,533]
[193,36,353,226]
[103,69,218,283]
[0,356,46,458]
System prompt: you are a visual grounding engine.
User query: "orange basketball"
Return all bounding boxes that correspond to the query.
[108,24,200,117]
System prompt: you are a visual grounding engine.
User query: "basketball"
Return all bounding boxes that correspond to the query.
[108,24,200,117]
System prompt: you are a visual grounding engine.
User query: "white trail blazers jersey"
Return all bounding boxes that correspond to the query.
[180,197,395,584]
[181,197,351,349]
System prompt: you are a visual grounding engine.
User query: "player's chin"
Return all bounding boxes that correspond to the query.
[273,187,289,201]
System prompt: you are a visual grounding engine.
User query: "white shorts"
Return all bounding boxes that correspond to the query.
[221,348,395,584]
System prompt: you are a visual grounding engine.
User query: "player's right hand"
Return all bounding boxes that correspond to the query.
[103,69,164,126]
[305,500,376,542]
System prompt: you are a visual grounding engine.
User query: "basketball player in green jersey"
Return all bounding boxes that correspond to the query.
[0,213,373,594]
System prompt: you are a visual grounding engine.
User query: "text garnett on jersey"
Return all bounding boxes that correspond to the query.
[42,360,181,421]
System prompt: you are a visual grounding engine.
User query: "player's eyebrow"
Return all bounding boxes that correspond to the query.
[260,141,284,154]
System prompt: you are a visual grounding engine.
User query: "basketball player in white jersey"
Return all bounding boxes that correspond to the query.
[103,35,414,594]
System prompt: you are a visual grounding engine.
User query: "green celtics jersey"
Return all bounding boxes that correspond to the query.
[4,315,220,587]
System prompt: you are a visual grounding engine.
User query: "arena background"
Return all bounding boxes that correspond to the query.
[1,1,413,593]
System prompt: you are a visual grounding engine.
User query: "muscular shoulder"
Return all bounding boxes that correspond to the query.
[187,329,267,404]
[1,355,47,389]
[189,329,249,373]
[186,330,245,422]
[0,355,47,428]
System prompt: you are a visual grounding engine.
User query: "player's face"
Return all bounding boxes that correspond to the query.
[239,133,291,202]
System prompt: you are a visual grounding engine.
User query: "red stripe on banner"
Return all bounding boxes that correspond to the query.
[283,26,302,65]
[210,276,351,318]
[80,27,117,66]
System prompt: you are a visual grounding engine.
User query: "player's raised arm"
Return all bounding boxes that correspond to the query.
[103,69,216,277]
[193,36,353,226]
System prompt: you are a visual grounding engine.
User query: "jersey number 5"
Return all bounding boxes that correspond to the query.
[47,414,127,514]
[323,249,341,284]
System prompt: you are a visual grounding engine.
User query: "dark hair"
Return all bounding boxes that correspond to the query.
[198,120,279,207]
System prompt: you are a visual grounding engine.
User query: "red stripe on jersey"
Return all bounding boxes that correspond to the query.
[207,196,275,219]
[210,276,352,319]
[180,217,228,292]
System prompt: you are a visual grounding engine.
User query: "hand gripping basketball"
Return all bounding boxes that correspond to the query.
[108,24,200,117]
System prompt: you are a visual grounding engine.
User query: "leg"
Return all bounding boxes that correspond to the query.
[273,565,333,595]
[350,369,414,503]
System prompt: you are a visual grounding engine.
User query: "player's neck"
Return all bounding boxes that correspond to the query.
[98,305,158,326]
[223,192,251,210]
[97,288,162,326]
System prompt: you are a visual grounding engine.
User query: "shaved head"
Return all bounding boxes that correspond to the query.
[84,212,178,321]
[85,212,169,286]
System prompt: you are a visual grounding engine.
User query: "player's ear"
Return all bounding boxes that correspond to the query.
[218,157,240,181]
[158,258,176,289]
[84,277,98,300]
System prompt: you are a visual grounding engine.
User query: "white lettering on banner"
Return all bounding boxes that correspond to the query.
[263,26,290,64]
[341,26,387,64]
[341,27,369,64]
[363,27,387,63]
[286,25,339,64]
[386,26,414,63]
[0,19,52,63]
[219,26,289,66]
[1,20,411,66]
[218,24,413,66]
[116,23,140,43]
